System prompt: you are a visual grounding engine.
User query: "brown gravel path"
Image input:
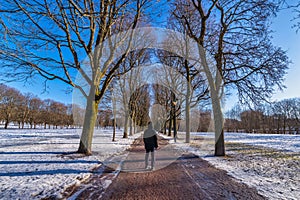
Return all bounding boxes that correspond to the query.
[67,136,266,200]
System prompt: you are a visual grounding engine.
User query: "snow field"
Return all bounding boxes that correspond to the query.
[0,128,139,199]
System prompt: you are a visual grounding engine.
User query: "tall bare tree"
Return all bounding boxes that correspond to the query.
[0,0,151,154]
[171,0,289,155]
[157,48,209,142]
[115,49,149,138]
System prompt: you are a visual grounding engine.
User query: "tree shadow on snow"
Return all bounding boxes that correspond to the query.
[0,168,94,177]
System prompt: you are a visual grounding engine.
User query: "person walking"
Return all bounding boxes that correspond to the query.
[143,122,158,170]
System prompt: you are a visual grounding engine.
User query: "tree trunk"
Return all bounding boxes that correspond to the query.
[77,93,99,155]
[112,95,116,142]
[185,103,190,143]
[129,118,133,136]
[173,102,177,142]
[134,121,137,134]
[277,117,280,134]
[283,117,286,134]
[112,117,116,142]
[123,112,129,138]
[199,47,225,156]
[185,85,191,143]
[168,117,172,136]
[212,93,225,156]
[4,120,9,129]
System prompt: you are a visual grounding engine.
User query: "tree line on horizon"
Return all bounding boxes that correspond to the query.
[1,82,300,137]
[0,84,73,129]
[225,98,300,134]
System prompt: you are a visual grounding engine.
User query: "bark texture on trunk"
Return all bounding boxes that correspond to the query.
[211,93,225,156]
[78,91,99,155]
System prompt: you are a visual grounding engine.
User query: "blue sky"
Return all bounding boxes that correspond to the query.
[224,7,300,110]
[6,5,300,109]
[270,7,300,102]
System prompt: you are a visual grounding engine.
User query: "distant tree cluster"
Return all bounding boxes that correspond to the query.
[0,84,73,129]
[129,84,151,127]
[225,98,300,134]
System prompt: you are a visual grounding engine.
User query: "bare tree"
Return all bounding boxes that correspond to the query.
[0,0,152,154]
[290,98,300,134]
[0,84,75,129]
[151,64,187,137]
[240,110,263,133]
[49,101,68,128]
[65,104,74,128]
[0,84,23,129]
[152,83,172,135]
[129,84,151,127]
[157,48,209,142]
[272,99,300,134]
[225,104,242,132]
[41,99,54,129]
[27,97,43,129]
[15,93,34,129]
[72,103,85,128]
[115,49,149,138]
[171,0,289,155]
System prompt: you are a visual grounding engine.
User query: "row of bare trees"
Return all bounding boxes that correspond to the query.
[0,84,73,129]
[0,0,293,155]
[225,98,300,134]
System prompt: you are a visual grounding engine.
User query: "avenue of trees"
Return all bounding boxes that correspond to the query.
[0,0,294,155]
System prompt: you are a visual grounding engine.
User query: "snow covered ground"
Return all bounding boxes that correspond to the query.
[173,132,300,200]
[196,132,300,152]
[0,128,139,199]
[1,129,299,199]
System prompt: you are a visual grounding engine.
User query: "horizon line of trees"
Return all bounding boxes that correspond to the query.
[0,82,154,132]
[0,84,73,129]
[2,81,300,136]
[225,98,300,134]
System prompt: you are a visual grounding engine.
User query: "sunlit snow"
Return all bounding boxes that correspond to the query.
[0,128,138,199]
